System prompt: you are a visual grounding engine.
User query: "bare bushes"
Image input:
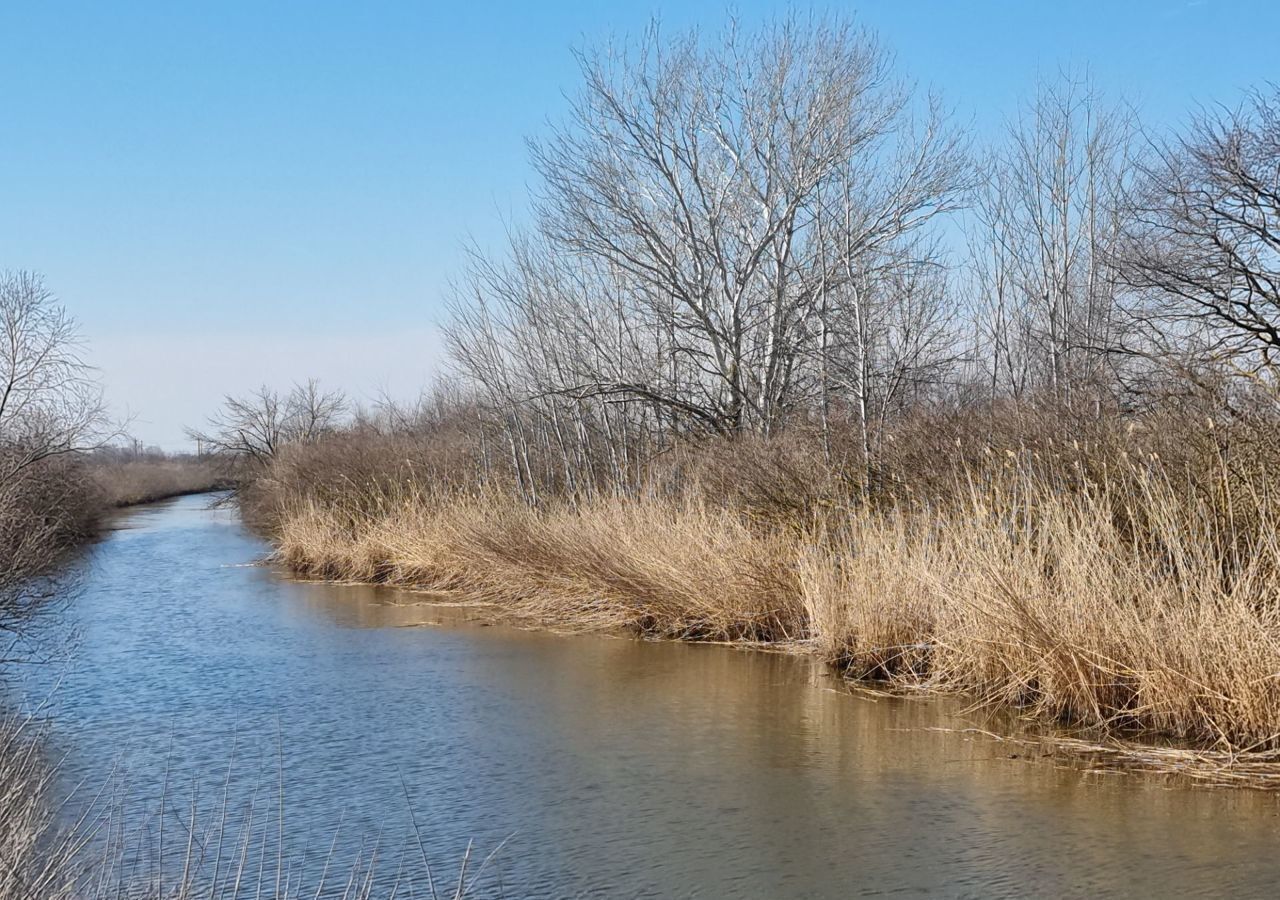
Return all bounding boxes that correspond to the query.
[0,449,228,634]
[654,429,857,529]
[0,454,103,635]
[0,447,230,635]
[0,271,114,634]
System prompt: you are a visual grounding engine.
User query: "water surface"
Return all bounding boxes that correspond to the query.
[25,495,1280,897]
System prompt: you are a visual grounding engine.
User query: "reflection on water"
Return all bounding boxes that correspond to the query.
[21,495,1280,898]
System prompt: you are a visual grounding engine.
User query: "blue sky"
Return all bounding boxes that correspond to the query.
[1,0,1275,448]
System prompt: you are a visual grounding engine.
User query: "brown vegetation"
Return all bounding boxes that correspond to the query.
[250,401,1280,757]
[89,449,227,508]
[0,271,114,635]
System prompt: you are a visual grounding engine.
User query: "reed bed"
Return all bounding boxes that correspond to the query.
[278,489,805,642]
[265,430,1280,771]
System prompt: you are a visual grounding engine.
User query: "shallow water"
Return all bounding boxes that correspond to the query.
[20,494,1280,897]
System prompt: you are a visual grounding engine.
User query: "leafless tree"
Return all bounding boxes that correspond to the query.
[822,245,960,476]
[289,378,349,444]
[525,15,966,433]
[0,271,110,486]
[0,271,110,636]
[1116,86,1280,399]
[189,380,347,464]
[445,14,969,496]
[967,72,1135,408]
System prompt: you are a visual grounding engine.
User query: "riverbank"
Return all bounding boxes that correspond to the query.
[255,416,1280,782]
[0,454,227,616]
[91,456,228,508]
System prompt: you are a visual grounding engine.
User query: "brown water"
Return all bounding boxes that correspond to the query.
[20,494,1280,897]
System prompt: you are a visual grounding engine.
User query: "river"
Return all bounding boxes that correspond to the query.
[17,494,1280,898]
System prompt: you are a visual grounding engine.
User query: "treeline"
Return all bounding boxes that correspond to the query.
[428,17,1279,499]
[197,17,1280,505]
[207,16,1280,504]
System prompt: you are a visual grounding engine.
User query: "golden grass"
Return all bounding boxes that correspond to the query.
[269,451,1280,762]
[279,489,805,642]
[803,487,1280,751]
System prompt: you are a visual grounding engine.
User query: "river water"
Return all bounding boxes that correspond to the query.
[18,494,1280,898]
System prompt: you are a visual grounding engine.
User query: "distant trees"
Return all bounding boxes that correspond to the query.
[189,379,347,464]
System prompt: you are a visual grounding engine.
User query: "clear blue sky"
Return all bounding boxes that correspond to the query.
[1,0,1274,448]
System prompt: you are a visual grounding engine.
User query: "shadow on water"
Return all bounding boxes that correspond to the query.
[16,494,1280,898]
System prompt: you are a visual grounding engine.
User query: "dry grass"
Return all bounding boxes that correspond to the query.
[266,428,1280,765]
[801,475,1280,751]
[279,487,805,642]
[92,458,226,508]
[0,710,77,898]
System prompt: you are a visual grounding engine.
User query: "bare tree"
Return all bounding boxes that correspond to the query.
[0,271,109,636]
[0,271,110,485]
[1117,86,1280,397]
[444,14,969,500]
[289,378,349,444]
[822,246,959,478]
[968,72,1135,408]
[190,381,347,464]
[520,14,967,435]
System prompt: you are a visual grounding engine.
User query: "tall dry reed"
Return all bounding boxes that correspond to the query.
[279,486,804,642]
[264,417,1280,755]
